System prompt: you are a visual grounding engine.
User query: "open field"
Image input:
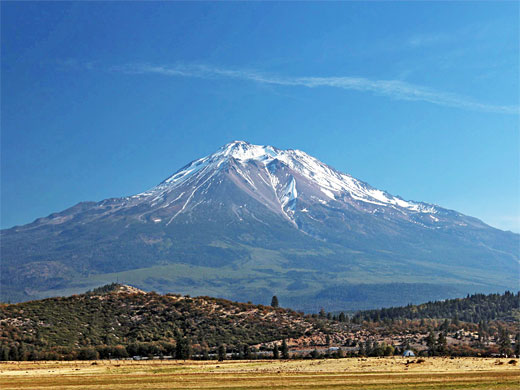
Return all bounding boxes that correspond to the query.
[1,357,518,389]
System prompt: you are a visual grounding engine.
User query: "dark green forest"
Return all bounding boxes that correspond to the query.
[353,291,519,323]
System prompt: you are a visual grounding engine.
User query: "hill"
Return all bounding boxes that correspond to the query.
[0,286,518,360]
[1,141,518,309]
[0,284,327,360]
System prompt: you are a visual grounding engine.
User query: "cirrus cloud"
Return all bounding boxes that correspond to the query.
[110,63,519,115]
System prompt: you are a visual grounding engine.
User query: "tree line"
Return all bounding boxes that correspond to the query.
[352,291,519,323]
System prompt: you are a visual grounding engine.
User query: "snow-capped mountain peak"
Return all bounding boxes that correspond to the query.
[219,140,278,161]
[142,141,436,218]
[4,143,517,309]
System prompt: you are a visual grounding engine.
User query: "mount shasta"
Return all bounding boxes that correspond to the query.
[2,141,518,310]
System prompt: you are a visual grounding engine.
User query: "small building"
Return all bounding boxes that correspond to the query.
[402,350,415,357]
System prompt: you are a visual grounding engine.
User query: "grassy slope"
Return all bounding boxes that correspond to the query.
[7,240,510,311]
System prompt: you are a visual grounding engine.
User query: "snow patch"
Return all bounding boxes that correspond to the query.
[281,177,297,210]
[320,188,335,200]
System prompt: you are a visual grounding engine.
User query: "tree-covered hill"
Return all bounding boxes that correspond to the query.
[0,285,518,360]
[0,284,327,360]
[353,291,519,323]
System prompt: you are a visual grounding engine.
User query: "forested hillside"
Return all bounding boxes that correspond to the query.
[353,291,519,323]
[0,286,518,360]
[0,284,327,360]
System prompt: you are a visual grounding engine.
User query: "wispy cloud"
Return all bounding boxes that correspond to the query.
[111,63,519,115]
[407,32,452,48]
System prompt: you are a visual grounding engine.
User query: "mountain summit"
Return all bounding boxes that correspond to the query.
[136,140,436,227]
[2,141,518,309]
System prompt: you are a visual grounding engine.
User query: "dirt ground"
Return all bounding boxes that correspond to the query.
[0,357,518,389]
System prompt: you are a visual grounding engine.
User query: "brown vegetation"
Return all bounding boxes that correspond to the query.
[1,357,519,389]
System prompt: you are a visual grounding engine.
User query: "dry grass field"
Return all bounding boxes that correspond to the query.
[1,357,518,390]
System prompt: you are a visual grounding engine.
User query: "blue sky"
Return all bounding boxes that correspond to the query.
[1,1,519,232]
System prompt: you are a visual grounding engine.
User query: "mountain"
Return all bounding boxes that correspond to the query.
[1,141,518,309]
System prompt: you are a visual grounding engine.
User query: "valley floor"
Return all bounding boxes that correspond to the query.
[0,357,518,389]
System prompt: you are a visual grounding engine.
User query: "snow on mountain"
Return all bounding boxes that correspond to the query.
[135,140,437,217]
[20,140,455,235]
[3,140,518,307]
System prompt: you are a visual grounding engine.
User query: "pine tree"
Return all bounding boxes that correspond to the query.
[478,321,486,344]
[271,296,279,308]
[498,326,512,356]
[273,344,279,359]
[426,331,436,356]
[437,333,447,356]
[281,339,289,359]
[217,344,226,361]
